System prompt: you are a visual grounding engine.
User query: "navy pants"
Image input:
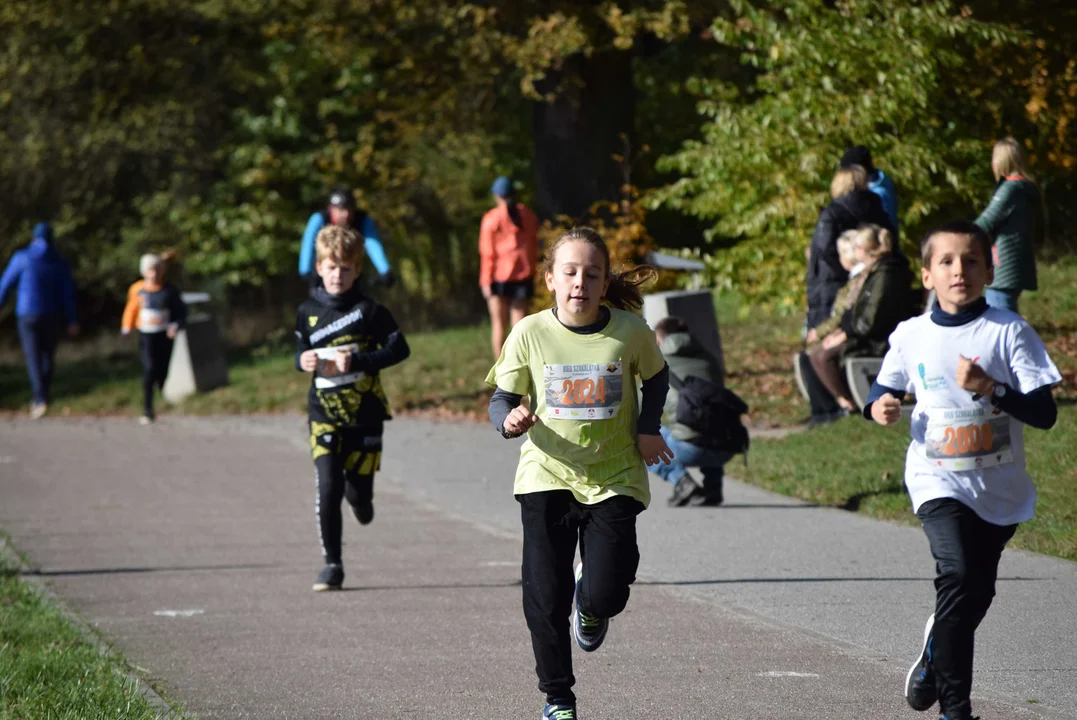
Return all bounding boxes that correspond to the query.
[17,315,60,405]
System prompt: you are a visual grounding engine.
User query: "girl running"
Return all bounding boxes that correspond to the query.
[486,227,671,720]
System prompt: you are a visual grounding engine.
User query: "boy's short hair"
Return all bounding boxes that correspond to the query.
[920,220,993,268]
[140,253,162,275]
[655,316,688,338]
[316,224,364,266]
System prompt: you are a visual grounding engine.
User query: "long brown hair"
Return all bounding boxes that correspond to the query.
[543,227,657,311]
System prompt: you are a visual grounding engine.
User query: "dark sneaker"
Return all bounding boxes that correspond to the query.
[906,613,937,711]
[667,476,702,507]
[312,563,344,592]
[542,703,577,720]
[352,501,374,525]
[572,563,608,652]
[691,489,724,507]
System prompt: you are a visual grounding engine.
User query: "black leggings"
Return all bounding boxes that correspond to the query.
[917,498,1017,720]
[518,490,644,706]
[310,423,382,565]
[139,332,173,416]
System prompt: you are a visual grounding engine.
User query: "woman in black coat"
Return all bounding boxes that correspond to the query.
[805,165,895,330]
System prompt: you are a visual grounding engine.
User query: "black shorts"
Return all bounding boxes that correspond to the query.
[489,280,534,300]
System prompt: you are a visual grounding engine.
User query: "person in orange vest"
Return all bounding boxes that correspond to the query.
[480,176,539,358]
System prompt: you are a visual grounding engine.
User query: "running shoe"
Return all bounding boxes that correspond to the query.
[667,476,702,507]
[542,703,577,720]
[905,613,937,711]
[572,563,608,652]
[312,563,344,592]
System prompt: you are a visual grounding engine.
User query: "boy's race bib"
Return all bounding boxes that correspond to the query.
[544,362,623,420]
[314,344,365,389]
[924,405,1013,471]
[139,308,169,333]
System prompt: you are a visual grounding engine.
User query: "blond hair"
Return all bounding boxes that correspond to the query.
[315,224,364,266]
[830,165,868,199]
[836,230,859,268]
[852,223,893,263]
[140,253,163,276]
[991,137,1033,182]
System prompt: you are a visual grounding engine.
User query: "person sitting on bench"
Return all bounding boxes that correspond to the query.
[799,224,914,427]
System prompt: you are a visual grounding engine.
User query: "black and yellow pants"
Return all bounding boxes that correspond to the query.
[309,422,382,565]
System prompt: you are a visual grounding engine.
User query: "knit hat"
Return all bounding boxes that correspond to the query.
[840,146,875,174]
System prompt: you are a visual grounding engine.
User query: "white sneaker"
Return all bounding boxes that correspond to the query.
[29,403,48,420]
[138,415,154,426]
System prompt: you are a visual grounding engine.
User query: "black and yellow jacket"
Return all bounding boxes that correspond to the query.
[295,285,410,428]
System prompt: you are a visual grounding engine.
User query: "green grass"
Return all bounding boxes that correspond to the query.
[739,404,1077,560]
[0,551,182,719]
[735,257,1077,562]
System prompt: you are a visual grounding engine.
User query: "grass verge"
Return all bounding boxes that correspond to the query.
[738,404,1077,561]
[0,545,182,719]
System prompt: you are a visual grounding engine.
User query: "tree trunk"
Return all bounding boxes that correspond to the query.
[532,50,635,221]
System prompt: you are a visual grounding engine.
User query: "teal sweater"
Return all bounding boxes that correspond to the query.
[974,177,1039,292]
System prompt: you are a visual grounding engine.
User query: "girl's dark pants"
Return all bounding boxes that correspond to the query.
[518,490,644,706]
[917,498,1017,720]
[139,331,173,416]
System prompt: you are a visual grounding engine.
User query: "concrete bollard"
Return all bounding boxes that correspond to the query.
[163,292,229,404]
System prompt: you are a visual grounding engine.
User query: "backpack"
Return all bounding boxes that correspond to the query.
[669,371,750,460]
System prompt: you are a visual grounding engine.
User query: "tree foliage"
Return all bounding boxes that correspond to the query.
[654,0,1077,310]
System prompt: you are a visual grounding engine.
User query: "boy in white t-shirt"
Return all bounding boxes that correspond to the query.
[864,220,1060,720]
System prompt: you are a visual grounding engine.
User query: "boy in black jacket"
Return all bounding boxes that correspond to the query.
[295,224,410,591]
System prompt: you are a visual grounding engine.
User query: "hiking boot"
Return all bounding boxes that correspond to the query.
[572,563,608,652]
[542,703,577,720]
[905,613,938,711]
[667,476,702,507]
[312,563,344,592]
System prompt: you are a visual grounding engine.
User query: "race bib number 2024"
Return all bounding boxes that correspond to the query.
[544,362,623,420]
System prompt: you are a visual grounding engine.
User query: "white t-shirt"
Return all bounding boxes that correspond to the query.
[876,307,1061,526]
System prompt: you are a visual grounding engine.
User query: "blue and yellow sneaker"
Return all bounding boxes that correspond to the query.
[543,703,577,720]
[906,613,937,711]
[572,562,608,652]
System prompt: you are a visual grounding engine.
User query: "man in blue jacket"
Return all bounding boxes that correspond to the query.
[299,188,395,288]
[0,222,80,418]
[841,145,899,231]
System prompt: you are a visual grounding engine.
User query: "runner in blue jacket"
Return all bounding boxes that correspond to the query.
[0,222,80,417]
[299,188,394,288]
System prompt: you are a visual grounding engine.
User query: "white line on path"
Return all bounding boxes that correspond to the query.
[758,671,819,678]
[154,609,205,618]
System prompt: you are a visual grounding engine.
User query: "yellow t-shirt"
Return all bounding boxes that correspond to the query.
[485,308,666,508]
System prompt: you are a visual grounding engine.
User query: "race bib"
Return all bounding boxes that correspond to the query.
[314,344,365,389]
[139,308,169,333]
[544,362,623,420]
[924,405,1013,471]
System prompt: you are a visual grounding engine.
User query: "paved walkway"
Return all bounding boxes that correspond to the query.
[1,416,1074,719]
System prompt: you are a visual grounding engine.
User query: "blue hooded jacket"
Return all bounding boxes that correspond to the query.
[0,223,78,323]
[867,169,899,230]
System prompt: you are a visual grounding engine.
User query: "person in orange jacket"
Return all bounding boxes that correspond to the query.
[121,254,187,424]
[480,176,539,358]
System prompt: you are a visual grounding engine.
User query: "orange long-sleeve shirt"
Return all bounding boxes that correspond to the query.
[478,203,539,287]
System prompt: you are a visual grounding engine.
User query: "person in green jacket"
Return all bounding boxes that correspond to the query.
[975,137,1039,313]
